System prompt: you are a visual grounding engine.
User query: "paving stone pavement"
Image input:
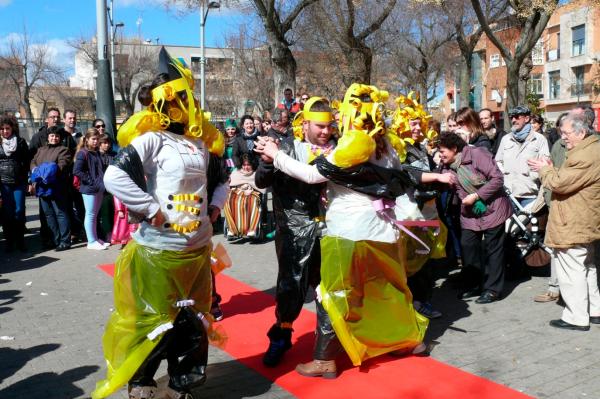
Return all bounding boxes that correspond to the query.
[0,197,599,399]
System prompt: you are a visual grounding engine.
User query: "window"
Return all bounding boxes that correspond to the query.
[571,66,585,96]
[529,73,543,97]
[532,41,544,65]
[549,71,560,99]
[572,25,585,56]
[489,54,500,68]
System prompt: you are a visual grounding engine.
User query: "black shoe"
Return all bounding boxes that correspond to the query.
[55,244,71,252]
[458,287,481,300]
[169,365,206,394]
[475,290,499,304]
[549,319,590,331]
[263,325,292,367]
[590,316,600,325]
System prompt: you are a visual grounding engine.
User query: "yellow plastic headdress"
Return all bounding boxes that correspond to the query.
[291,97,333,141]
[331,83,388,168]
[390,91,435,144]
[116,47,224,156]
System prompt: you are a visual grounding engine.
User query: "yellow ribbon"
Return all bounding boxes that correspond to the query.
[171,221,201,234]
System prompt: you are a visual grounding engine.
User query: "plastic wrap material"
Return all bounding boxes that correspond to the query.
[92,241,212,399]
[314,156,422,200]
[319,236,428,366]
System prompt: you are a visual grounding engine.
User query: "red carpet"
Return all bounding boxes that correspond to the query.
[98,264,532,399]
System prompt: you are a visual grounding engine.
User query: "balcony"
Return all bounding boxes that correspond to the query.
[570,82,594,97]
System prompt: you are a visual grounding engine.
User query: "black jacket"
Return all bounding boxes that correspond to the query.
[231,129,265,168]
[0,137,30,185]
[470,133,493,153]
[489,128,507,156]
[255,134,324,228]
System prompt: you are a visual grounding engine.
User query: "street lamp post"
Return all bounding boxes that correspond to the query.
[200,1,220,110]
[108,0,124,101]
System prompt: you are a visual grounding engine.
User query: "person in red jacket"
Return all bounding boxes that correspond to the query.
[276,88,301,115]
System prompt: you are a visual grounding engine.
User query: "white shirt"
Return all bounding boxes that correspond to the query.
[104,131,228,251]
[274,138,427,243]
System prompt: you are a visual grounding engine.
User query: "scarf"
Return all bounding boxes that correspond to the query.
[511,123,531,143]
[307,142,335,163]
[449,152,488,216]
[1,135,17,156]
[243,129,260,151]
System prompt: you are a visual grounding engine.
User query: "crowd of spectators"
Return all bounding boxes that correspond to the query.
[1,87,599,332]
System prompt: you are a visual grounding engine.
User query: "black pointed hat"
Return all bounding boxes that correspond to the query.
[158,47,183,81]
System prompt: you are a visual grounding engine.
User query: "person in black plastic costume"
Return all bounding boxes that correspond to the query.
[255,100,335,367]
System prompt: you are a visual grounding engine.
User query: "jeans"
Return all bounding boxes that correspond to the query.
[40,194,71,246]
[82,192,103,243]
[0,183,26,246]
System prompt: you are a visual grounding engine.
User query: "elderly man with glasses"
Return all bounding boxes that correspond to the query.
[528,112,600,331]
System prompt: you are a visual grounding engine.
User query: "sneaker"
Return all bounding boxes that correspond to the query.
[97,240,110,247]
[263,325,292,367]
[210,305,224,321]
[87,241,108,250]
[246,230,256,237]
[414,300,442,319]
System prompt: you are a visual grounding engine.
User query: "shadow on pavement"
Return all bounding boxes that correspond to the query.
[0,288,21,316]
[0,254,59,274]
[0,365,99,399]
[221,287,276,317]
[0,344,61,384]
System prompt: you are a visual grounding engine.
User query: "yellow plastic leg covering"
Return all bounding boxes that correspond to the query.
[92,241,212,399]
[319,236,429,366]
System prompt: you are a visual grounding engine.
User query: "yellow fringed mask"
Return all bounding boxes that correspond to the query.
[389,91,435,143]
[116,47,224,156]
[331,84,388,168]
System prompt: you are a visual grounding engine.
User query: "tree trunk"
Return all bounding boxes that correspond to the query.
[22,99,34,128]
[505,62,520,130]
[269,40,296,106]
[342,42,372,86]
[459,54,472,109]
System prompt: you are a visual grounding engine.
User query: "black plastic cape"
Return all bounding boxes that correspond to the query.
[313,155,424,200]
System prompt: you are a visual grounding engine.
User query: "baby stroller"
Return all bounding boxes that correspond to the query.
[504,187,552,268]
[223,187,272,242]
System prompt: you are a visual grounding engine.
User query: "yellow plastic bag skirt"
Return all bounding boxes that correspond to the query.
[92,241,212,399]
[319,236,429,366]
[402,223,448,277]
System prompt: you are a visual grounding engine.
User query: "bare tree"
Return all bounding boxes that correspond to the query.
[166,0,318,105]
[0,26,66,126]
[70,36,157,117]
[382,1,455,106]
[302,0,397,85]
[224,25,275,114]
[436,0,508,107]
[470,0,559,115]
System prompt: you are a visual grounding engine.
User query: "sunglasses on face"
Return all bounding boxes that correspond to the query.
[95,124,106,128]
[301,97,309,101]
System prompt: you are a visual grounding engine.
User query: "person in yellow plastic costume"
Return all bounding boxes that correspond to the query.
[92,48,227,399]
[389,93,447,319]
[255,83,454,378]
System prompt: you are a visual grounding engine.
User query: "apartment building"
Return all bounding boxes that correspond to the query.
[543,1,600,125]
[444,0,600,128]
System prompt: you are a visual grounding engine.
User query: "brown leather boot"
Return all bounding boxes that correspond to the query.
[295,359,337,379]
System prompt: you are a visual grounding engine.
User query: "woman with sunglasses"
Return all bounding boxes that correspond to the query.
[93,119,106,132]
